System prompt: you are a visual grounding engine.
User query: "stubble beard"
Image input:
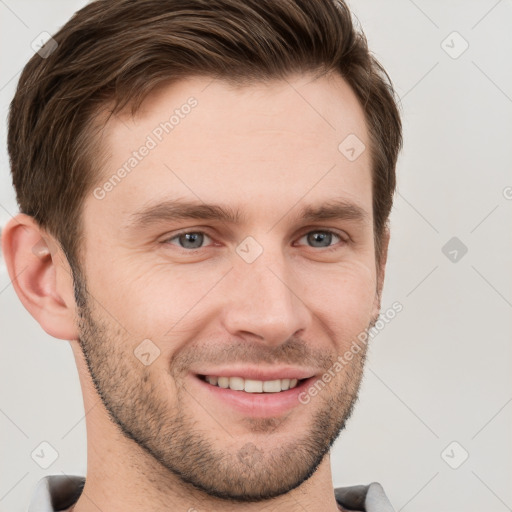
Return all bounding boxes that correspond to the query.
[73,270,371,502]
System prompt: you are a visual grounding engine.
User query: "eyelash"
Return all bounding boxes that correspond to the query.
[162,229,348,252]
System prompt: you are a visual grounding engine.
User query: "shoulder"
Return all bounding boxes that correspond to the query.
[28,475,85,512]
[334,481,395,512]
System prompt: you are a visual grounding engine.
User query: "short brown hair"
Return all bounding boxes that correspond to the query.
[8,0,402,275]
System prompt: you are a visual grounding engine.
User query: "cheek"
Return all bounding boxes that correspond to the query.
[297,260,376,333]
[87,256,231,340]
[86,247,376,346]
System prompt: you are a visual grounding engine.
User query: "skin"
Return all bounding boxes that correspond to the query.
[2,71,389,512]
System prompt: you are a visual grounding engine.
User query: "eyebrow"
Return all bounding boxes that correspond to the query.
[124,197,369,231]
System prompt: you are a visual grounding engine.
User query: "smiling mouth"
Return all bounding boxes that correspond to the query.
[197,375,308,393]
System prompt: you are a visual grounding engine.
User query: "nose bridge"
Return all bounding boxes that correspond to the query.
[221,236,310,343]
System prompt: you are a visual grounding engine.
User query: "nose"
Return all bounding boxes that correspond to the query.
[219,241,312,346]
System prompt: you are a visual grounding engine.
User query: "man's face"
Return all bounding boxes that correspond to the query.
[75,72,383,500]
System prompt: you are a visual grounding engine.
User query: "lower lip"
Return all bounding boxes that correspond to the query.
[190,375,314,417]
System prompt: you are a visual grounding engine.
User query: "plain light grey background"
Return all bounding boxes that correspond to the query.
[1,1,511,511]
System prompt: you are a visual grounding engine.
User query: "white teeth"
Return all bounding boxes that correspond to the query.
[262,380,281,393]
[229,376,244,390]
[203,375,302,393]
[217,376,229,388]
[244,379,263,393]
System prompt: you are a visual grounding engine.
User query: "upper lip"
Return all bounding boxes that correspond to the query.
[194,366,317,381]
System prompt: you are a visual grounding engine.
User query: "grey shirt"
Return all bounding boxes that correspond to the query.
[28,475,396,511]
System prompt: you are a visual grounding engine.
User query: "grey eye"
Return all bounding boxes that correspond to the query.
[168,232,211,250]
[298,230,342,248]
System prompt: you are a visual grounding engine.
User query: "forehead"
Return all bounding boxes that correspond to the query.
[86,72,372,229]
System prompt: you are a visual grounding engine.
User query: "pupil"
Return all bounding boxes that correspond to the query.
[310,232,330,247]
[182,232,202,248]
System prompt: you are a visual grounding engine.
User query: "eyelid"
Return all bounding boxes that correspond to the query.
[163,229,215,248]
[163,227,349,250]
[294,228,348,249]
[296,226,349,242]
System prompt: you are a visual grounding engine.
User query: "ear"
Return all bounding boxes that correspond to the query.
[371,225,390,320]
[1,213,79,340]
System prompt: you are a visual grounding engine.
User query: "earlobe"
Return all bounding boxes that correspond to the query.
[1,213,79,341]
